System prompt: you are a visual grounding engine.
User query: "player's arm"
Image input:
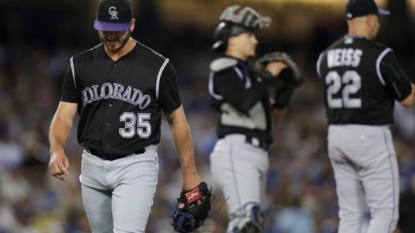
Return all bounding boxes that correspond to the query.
[49,102,77,180]
[49,65,79,181]
[213,69,268,113]
[158,61,202,190]
[400,84,415,108]
[267,61,292,127]
[380,52,415,108]
[271,85,291,127]
[272,109,286,127]
[164,106,202,190]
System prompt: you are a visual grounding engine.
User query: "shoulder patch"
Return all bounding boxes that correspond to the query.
[210,57,238,72]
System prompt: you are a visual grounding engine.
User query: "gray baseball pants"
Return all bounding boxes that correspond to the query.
[79,145,158,233]
[210,134,269,232]
[328,125,399,233]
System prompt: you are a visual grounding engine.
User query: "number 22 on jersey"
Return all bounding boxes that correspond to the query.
[326,70,362,109]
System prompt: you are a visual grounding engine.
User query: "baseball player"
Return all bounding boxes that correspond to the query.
[47,0,206,232]
[316,0,415,232]
[208,5,303,233]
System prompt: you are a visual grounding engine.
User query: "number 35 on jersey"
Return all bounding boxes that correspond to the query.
[119,112,151,138]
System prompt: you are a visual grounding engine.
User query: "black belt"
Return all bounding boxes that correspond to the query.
[244,135,269,150]
[84,147,145,161]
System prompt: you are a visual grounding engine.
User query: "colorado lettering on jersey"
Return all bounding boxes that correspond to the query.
[81,82,151,109]
[327,48,363,68]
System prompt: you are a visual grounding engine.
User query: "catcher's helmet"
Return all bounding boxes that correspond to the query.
[212,5,271,52]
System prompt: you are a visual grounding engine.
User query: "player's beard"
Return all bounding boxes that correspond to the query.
[99,30,131,53]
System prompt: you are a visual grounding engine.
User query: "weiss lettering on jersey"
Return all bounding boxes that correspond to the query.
[82,82,151,109]
[327,48,363,68]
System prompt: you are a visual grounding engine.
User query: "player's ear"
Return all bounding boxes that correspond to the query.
[366,15,375,28]
[130,19,135,32]
[227,36,235,48]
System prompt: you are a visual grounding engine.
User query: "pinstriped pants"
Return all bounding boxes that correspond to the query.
[79,145,158,233]
[328,125,399,233]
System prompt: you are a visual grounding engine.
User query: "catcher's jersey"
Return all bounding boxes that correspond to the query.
[61,41,181,158]
[317,35,412,125]
[208,56,273,145]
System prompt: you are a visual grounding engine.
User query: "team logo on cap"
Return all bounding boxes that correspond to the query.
[108,6,119,20]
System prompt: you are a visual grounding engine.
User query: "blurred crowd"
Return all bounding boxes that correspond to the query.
[1,1,415,233]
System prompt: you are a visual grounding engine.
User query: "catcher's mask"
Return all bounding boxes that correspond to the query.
[212,5,271,53]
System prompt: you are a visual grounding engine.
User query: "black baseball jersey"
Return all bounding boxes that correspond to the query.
[317,35,412,125]
[209,56,273,145]
[60,40,181,158]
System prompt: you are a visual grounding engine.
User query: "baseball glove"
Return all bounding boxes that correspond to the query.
[171,182,212,233]
[255,51,304,87]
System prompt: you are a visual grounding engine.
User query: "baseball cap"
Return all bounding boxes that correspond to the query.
[94,0,133,32]
[345,0,390,19]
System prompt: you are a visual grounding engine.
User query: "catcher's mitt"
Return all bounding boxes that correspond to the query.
[171,182,212,233]
[255,51,304,87]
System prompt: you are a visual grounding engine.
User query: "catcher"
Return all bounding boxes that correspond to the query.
[208,5,303,233]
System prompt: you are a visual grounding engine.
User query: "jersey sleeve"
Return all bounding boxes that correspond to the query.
[380,52,413,101]
[158,61,182,113]
[60,65,79,103]
[316,52,325,79]
[212,68,268,114]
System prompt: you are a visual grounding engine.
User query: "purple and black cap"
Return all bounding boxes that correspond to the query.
[345,0,390,19]
[94,0,133,32]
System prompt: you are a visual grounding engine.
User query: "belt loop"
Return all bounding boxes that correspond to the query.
[244,135,263,148]
[244,135,268,150]
[251,137,260,147]
[245,135,251,144]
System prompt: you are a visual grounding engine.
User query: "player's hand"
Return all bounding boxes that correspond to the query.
[49,149,70,181]
[266,61,287,77]
[182,173,203,191]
